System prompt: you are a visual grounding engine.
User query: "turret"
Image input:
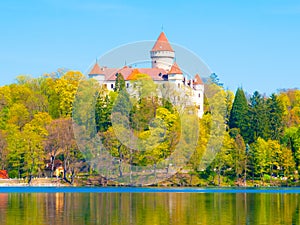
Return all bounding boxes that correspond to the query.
[168,62,184,88]
[88,62,105,83]
[192,74,204,117]
[150,32,175,71]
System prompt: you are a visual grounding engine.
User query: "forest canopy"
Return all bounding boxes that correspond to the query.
[0,71,299,186]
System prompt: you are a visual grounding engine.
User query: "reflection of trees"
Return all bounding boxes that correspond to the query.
[2,192,300,224]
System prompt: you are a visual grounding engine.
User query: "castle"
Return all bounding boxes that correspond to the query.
[88,32,204,117]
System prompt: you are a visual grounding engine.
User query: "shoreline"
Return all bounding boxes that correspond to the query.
[0,177,298,188]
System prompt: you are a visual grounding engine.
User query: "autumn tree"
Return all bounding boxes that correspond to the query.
[0,130,7,170]
[54,71,84,117]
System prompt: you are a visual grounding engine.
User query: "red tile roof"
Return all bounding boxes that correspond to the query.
[0,170,9,179]
[193,74,203,85]
[169,62,183,74]
[127,69,141,80]
[103,67,167,81]
[151,32,174,52]
[89,63,103,75]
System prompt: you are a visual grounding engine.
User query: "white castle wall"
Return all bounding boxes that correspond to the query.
[151,51,175,71]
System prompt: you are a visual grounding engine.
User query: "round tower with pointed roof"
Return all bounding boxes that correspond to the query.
[150,32,175,71]
[88,61,106,83]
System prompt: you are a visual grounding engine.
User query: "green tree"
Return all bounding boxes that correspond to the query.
[248,91,270,143]
[230,131,246,182]
[95,91,117,132]
[114,73,126,92]
[229,88,249,141]
[6,124,25,178]
[22,123,47,183]
[267,94,284,140]
[283,126,300,170]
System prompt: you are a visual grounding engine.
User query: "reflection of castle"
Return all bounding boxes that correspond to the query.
[88,32,204,117]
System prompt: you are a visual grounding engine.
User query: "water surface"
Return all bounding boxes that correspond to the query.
[0,187,299,224]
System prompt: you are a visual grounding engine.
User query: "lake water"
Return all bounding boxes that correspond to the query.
[0,187,300,224]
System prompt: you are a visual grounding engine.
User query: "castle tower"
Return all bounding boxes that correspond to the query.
[193,74,204,117]
[150,32,175,71]
[168,62,184,88]
[88,62,105,83]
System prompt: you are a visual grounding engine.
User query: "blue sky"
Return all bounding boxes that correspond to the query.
[0,0,299,95]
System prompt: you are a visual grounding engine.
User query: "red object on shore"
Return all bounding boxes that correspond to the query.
[0,170,9,179]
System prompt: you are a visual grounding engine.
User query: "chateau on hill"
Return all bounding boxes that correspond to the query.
[88,32,204,117]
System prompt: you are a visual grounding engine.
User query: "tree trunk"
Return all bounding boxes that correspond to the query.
[218,169,221,187]
[70,168,75,184]
[28,174,33,185]
[118,159,123,177]
[118,145,123,177]
[63,159,71,184]
[51,155,55,178]
[154,163,157,184]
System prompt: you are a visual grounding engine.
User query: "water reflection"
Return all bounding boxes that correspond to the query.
[0,191,299,224]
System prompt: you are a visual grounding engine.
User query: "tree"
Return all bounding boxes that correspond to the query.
[229,88,249,141]
[6,124,25,178]
[280,146,295,178]
[22,123,47,183]
[55,118,81,184]
[0,130,7,170]
[230,131,246,182]
[95,91,117,132]
[248,91,270,143]
[114,73,126,92]
[267,94,284,140]
[211,133,234,186]
[209,73,223,87]
[7,103,30,130]
[101,126,130,177]
[283,126,300,170]
[45,118,81,183]
[54,71,85,117]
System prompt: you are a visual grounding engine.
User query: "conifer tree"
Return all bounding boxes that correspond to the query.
[248,91,270,143]
[229,88,249,141]
[267,94,284,140]
[114,73,126,92]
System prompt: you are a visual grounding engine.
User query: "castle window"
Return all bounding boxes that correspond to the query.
[178,83,180,88]
[154,60,157,63]
[111,84,114,89]
[127,83,129,88]
[198,93,201,98]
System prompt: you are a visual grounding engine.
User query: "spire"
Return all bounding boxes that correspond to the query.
[151,32,174,52]
[193,74,203,85]
[169,62,183,74]
[89,62,102,75]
